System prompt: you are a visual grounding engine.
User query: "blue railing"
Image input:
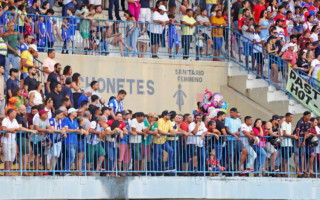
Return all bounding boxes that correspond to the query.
[1,130,319,177]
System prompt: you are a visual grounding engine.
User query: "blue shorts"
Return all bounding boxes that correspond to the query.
[78,139,86,153]
[243,42,253,56]
[168,33,179,49]
[20,72,29,80]
[0,54,5,67]
[213,37,223,50]
[18,26,24,33]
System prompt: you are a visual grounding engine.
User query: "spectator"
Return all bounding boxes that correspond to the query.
[77,111,91,175]
[44,98,54,119]
[12,87,27,110]
[62,108,80,176]
[87,115,106,175]
[309,54,320,79]
[280,113,297,175]
[240,116,257,172]
[46,63,63,94]
[124,10,139,57]
[167,14,180,58]
[303,14,314,33]
[153,110,175,171]
[78,88,92,109]
[6,68,19,102]
[20,34,33,53]
[62,77,74,107]
[71,73,82,108]
[127,0,140,21]
[118,111,130,175]
[33,109,53,176]
[37,15,46,52]
[28,81,44,107]
[47,83,63,111]
[253,0,265,24]
[20,44,38,87]
[298,31,311,52]
[238,8,250,32]
[2,109,20,176]
[27,0,41,15]
[258,10,270,41]
[48,109,67,174]
[294,51,310,73]
[63,0,77,16]
[307,117,318,174]
[181,9,196,60]
[40,1,50,14]
[109,0,121,20]
[139,0,151,34]
[108,89,126,113]
[153,0,163,12]
[90,80,104,107]
[293,111,311,176]
[211,9,227,61]
[149,5,169,58]
[238,1,252,20]
[224,107,248,173]
[88,94,99,115]
[17,4,29,38]
[79,5,90,54]
[242,18,255,68]
[253,25,264,77]
[231,0,243,32]
[3,21,23,81]
[310,25,320,57]
[274,5,287,38]
[63,65,73,80]
[292,6,304,37]
[252,118,267,174]
[0,65,4,116]
[179,0,191,19]
[267,36,279,85]
[282,43,298,67]
[43,49,56,94]
[45,9,55,49]
[196,9,213,57]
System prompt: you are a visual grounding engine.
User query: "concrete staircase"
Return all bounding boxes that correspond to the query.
[221,64,310,124]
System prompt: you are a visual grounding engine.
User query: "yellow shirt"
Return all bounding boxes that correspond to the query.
[182,15,196,35]
[206,0,217,4]
[93,13,108,27]
[210,16,225,37]
[18,11,27,27]
[153,118,173,144]
[21,50,33,73]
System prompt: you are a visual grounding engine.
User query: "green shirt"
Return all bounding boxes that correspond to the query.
[142,119,157,145]
[3,31,21,55]
[15,96,25,110]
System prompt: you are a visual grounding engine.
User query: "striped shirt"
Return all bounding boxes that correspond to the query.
[108,98,123,114]
[49,118,63,143]
[0,37,7,56]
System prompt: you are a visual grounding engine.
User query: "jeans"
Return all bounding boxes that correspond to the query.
[197,146,205,172]
[246,145,257,169]
[167,140,183,171]
[125,27,139,57]
[182,35,192,59]
[64,143,77,171]
[105,141,115,171]
[100,40,109,53]
[5,54,19,81]
[153,142,173,171]
[214,144,223,163]
[253,145,267,171]
[0,99,5,116]
[109,0,121,20]
[63,2,75,17]
[206,4,213,17]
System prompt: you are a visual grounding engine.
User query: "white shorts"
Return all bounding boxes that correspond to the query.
[3,143,17,162]
[266,142,277,158]
[89,0,101,5]
[50,142,62,157]
[139,8,151,22]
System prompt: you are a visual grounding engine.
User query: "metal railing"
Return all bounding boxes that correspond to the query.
[0,130,319,177]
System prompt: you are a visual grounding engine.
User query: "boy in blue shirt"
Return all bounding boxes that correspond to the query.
[37,15,46,52]
[67,7,77,54]
[45,9,55,49]
[167,14,180,59]
[61,17,70,54]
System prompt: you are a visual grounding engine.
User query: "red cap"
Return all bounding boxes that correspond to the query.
[39,109,48,115]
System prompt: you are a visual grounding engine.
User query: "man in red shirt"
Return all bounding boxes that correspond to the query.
[274,5,288,36]
[238,8,250,32]
[107,111,127,132]
[253,0,266,23]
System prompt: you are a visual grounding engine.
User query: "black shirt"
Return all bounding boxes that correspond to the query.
[296,59,309,71]
[88,104,98,115]
[216,119,225,133]
[24,76,37,92]
[47,72,61,92]
[231,1,241,22]
[48,91,63,110]
[6,78,19,102]
[16,113,28,138]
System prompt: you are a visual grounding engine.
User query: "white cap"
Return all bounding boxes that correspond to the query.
[84,87,92,94]
[288,43,295,48]
[68,108,78,114]
[158,5,167,11]
[29,44,38,52]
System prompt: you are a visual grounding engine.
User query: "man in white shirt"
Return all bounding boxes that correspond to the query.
[309,54,320,79]
[149,5,169,58]
[242,18,255,67]
[280,112,298,173]
[130,112,147,175]
[275,18,286,44]
[90,80,105,107]
[240,116,257,171]
[187,115,207,172]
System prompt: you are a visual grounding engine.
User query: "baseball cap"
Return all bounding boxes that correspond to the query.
[242,19,249,24]
[121,110,128,115]
[161,110,172,116]
[54,109,63,116]
[39,109,49,115]
[68,108,78,114]
[29,44,38,52]
[136,112,145,118]
[288,43,295,47]
[147,113,158,118]
[158,5,167,11]
[276,18,284,23]
[272,114,280,120]
[84,87,92,94]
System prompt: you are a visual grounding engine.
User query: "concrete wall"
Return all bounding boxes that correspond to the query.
[1,176,320,199]
[38,53,228,114]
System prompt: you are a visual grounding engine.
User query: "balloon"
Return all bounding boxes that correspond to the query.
[212,93,224,108]
[304,11,310,17]
[309,10,315,16]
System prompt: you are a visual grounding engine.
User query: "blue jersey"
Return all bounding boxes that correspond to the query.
[108,98,123,114]
[46,17,54,42]
[0,11,8,32]
[120,120,130,144]
[38,21,46,47]
[62,23,70,41]
[68,16,77,36]
[49,118,63,143]
[168,20,178,37]
[20,43,29,52]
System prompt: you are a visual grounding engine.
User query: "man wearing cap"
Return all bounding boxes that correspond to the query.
[62,108,81,176]
[130,112,147,174]
[48,109,67,175]
[48,83,63,111]
[281,35,298,53]
[20,44,38,85]
[33,109,55,176]
[78,88,92,109]
[3,21,23,81]
[148,5,169,58]
[274,5,288,37]
[281,43,298,66]
[153,110,175,171]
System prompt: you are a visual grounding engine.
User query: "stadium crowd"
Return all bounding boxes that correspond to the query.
[0,56,320,177]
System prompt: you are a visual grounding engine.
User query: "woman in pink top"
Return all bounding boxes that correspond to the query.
[252,118,267,174]
[127,0,140,21]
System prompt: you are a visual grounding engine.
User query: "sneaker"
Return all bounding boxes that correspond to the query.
[62,173,71,176]
[43,172,49,176]
[246,168,254,172]
[165,168,176,172]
